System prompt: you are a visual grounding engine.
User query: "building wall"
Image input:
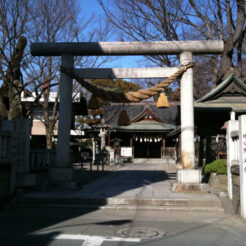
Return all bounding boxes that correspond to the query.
[31,120,58,136]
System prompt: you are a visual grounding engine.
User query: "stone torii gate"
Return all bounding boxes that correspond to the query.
[31,41,224,188]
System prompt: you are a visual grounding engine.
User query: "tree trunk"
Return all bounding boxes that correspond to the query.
[216,0,245,83]
[45,126,53,150]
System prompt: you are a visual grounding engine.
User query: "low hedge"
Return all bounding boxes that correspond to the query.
[204,159,227,175]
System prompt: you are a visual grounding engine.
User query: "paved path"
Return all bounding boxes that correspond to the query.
[22,162,224,212]
[77,162,175,199]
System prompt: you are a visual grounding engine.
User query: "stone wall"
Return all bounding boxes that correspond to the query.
[2,118,35,188]
[231,165,240,213]
[209,173,227,192]
[2,118,31,174]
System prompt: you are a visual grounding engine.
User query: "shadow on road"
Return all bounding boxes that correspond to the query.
[0,164,174,246]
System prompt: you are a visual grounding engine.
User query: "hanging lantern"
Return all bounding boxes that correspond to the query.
[156,91,169,108]
[140,138,142,143]
[118,109,131,126]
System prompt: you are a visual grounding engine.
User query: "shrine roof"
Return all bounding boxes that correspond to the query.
[104,101,180,128]
[114,120,176,132]
[195,74,246,112]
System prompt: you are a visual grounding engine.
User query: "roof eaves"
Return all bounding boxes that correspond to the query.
[196,73,233,103]
[196,74,246,103]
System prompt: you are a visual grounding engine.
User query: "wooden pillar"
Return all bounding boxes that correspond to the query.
[198,135,206,167]
[162,139,166,158]
[130,138,133,147]
[205,135,212,164]
[108,135,110,147]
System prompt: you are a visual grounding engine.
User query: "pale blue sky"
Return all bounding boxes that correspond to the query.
[79,0,145,68]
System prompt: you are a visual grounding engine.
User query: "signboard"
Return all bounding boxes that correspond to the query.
[120,147,133,158]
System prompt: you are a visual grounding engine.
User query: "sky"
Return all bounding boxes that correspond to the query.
[79,0,145,68]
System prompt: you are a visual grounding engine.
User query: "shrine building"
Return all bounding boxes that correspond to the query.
[102,73,246,164]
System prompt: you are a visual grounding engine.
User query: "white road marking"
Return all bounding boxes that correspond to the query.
[53,234,141,246]
[81,236,104,246]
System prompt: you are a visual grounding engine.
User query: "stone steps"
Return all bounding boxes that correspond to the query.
[17,162,224,213]
[17,203,225,213]
[18,195,224,213]
[133,158,175,165]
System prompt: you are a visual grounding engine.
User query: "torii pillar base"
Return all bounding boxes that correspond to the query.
[49,168,79,190]
[172,169,205,193]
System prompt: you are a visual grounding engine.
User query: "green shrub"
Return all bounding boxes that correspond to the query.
[204,159,227,175]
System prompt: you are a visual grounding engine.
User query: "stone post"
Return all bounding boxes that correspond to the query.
[2,118,35,188]
[227,118,239,200]
[92,138,96,164]
[99,128,106,150]
[50,54,74,183]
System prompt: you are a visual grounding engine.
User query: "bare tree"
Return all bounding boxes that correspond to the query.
[99,0,245,93]
[29,0,117,149]
[25,0,83,149]
[0,0,32,121]
[0,0,115,149]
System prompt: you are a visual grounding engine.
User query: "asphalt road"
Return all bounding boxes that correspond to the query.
[0,205,245,246]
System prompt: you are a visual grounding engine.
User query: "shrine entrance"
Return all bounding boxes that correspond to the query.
[31,40,224,185]
[134,141,162,158]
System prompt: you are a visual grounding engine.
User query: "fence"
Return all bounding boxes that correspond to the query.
[227,115,246,219]
[29,149,56,172]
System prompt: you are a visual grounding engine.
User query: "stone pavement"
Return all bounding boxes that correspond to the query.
[20,162,224,212]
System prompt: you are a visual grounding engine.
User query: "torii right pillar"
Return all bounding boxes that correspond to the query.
[176,52,202,190]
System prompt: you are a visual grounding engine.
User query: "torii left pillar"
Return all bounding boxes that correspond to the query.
[50,54,76,187]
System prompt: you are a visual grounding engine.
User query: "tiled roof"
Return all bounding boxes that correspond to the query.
[104,102,180,128]
[115,120,176,132]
